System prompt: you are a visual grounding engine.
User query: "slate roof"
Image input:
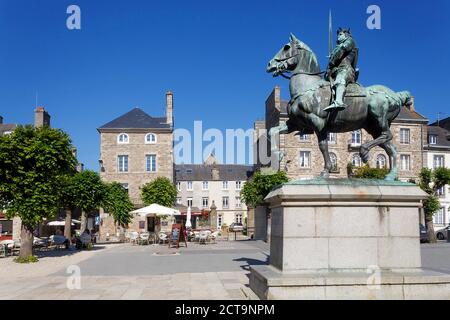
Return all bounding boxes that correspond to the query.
[395,106,428,122]
[0,124,17,136]
[175,164,254,181]
[430,116,450,132]
[427,126,450,149]
[98,107,170,130]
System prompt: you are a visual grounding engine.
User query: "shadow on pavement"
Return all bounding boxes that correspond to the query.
[34,245,107,258]
[233,255,269,271]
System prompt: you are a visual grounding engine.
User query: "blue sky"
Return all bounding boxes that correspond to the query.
[1,0,449,169]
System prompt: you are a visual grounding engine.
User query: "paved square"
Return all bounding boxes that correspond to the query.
[0,240,448,300]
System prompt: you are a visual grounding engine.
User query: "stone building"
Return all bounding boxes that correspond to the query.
[175,155,253,230]
[258,86,428,182]
[426,120,450,234]
[97,91,175,238]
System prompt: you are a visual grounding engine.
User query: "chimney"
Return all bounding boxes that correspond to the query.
[34,107,51,128]
[406,96,415,112]
[211,166,220,180]
[0,116,3,124]
[166,91,173,127]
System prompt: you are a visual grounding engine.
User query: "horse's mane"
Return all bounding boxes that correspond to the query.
[292,39,321,74]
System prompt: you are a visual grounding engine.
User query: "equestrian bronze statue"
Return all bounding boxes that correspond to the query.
[267,33,412,181]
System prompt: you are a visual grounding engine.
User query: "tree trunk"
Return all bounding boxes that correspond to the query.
[425,215,437,243]
[19,224,34,259]
[80,211,87,234]
[64,209,72,244]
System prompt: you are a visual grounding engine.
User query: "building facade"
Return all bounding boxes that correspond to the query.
[259,86,428,182]
[425,122,450,233]
[175,155,253,230]
[97,91,174,238]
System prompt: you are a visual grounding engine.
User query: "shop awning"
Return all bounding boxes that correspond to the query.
[131,204,180,218]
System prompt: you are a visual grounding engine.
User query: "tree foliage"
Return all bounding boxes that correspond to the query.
[417,167,450,243]
[0,125,76,225]
[0,125,77,259]
[349,164,389,180]
[240,170,289,208]
[103,182,134,227]
[69,170,105,213]
[141,177,177,207]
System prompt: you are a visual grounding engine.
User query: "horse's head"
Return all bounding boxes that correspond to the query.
[267,33,320,77]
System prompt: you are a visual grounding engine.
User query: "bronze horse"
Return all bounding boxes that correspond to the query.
[267,34,412,180]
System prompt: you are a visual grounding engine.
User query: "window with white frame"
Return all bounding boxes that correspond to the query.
[299,151,311,168]
[187,181,193,191]
[298,134,309,141]
[399,128,410,145]
[176,182,181,191]
[222,197,229,209]
[351,130,361,145]
[376,154,387,169]
[118,155,129,172]
[437,186,445,198]
[327,132,337,144]
[187,197,193,207]
[235,214,243,224]
[145,154,156,172]
[429,135,438,145]
[433,207,445,225]
[235,197,242,209]
[400,155,411,171]
[352,154,362,167]
[222,181,228,190]
[433,155,445,169]
[202,197,209,208]
[236,181,242,190]
[118,133,129,144]
[145,133,157,144]
[202,181,209,190]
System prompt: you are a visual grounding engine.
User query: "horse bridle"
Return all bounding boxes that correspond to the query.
[275,46,325,79]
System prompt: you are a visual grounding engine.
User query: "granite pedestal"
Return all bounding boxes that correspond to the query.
[249,179,450,300]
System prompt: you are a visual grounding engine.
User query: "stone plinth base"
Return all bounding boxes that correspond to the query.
[249,179,450,299]
[250,265,450,300]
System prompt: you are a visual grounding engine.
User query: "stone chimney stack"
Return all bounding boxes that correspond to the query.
[406,96,415,112]
[34,107,51,128]
[166,91,173,127]
[0,116,3,124]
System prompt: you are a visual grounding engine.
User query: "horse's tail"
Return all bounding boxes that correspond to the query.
[388,90,412,123]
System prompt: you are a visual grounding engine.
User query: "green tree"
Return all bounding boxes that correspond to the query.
[240,169,289,208]
[103,182,134,238]
[70,170,105,233]
[0,125,77,259]
[141,177,177,207]
[418,167,450,243]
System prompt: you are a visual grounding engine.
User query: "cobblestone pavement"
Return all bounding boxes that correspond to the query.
[1,241,448,300]
[0,240,268,300]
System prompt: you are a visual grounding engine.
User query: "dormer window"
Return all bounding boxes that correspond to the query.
[118,133,129,144]
[429,135,438,145]
[145,133,157,144]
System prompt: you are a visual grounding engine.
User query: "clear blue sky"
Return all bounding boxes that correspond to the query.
[1,0,449,170]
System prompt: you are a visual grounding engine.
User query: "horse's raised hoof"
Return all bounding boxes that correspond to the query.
[360,149,370,163]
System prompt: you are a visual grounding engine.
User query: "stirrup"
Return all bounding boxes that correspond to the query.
[324,102,347,112]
